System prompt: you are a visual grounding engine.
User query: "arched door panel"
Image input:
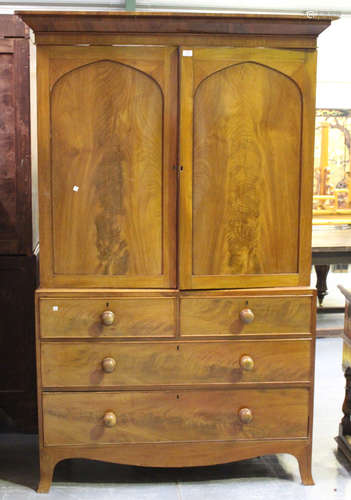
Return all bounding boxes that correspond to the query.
[179,47,316,289]
[37,46,177,288]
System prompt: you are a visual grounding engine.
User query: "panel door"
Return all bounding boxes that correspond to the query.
[179,47,316,289]
[37,46,177,288]
[0,35,32,255]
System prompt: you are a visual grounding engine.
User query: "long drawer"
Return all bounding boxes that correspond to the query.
[180,295,312,336]
[41,339,312,387]
[39,297,176,338]
[42,389,309,446]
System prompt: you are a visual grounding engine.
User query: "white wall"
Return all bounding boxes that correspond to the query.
[1,1,350,108]
[0,0,350,14]
[0,2,124,13]
[317,16,351,108]
[137,1,351,14]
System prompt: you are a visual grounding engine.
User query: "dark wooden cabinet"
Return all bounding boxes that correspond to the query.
[0,256,37,431]
[0,15,32,256]
[0,15,37,432]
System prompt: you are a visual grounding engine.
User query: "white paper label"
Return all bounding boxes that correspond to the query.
[52,306,59,311]
[73,185,79,192]
[183,50,193,57]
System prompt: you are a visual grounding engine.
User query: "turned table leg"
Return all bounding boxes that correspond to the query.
[315,264,330,307]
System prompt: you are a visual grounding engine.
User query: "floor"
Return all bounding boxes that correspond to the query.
[317,312,345,333]
[0,338,350,499]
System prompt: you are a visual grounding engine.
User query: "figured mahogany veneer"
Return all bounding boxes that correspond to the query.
[180,295,312,336]
[18,11,334,37]
[41,339,312,388]
[39,296,177,338]
[42,389,309,446]
[18,9,332,492]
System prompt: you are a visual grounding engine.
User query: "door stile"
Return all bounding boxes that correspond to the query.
[178,47,194,290]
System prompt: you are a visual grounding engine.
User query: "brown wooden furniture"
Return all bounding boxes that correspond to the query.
[0,15,37,432]
[336,285,351,463]
[18,10,333,492]
[312,226,351,307]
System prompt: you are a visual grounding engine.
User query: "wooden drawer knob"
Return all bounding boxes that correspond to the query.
[101,357,117,373]
[101,310,115,326]
[239,308,255,324]
[103,411,117,427]
[238,408,253,424]
[239,355,254,371]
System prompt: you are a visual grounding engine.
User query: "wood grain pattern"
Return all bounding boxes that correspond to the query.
[0,14,27,37]
[37,440,314,492]
[0,27,32,255]
[14,37,33,255]
[181,295,312,336]
[37,288,178,297]
[0,17,35,433]
[298,50,317,285]
[42,388,309,445]
[0,50,16,252]
[51,60,162,276]
[17,11,334,37]
[180,287,315,297]
[24,11,324,491]
[179,47,316,289]
[39,297,176,338]
[33,33,318,49]
[41,339,312,388]
[193,62,300,276]
[37,46,177,288]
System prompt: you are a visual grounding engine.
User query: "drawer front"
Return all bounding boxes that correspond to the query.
[41,339,312,388]
[39,298,176,338]
[42,389,309,446]
[180,296,312,336]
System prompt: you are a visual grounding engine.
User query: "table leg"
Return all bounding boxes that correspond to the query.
[315,264,330,306]
[342,367,351,436]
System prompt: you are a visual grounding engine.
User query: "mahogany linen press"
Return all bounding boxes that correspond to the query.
[17,10,333,492]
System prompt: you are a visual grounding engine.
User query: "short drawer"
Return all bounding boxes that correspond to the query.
[42,388,309,446]
[180,295,312,336]
[39,297,176,338]
[41,339,312,388]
